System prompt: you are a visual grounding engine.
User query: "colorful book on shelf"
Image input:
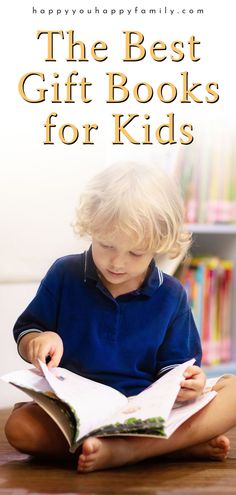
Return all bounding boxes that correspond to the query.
[176,256,234,366]
[219,261,233,362]
[173,140,236,224]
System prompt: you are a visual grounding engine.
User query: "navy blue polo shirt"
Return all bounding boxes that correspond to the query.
[13,247,202,396]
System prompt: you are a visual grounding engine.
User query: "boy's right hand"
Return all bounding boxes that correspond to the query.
[19,331,64,369]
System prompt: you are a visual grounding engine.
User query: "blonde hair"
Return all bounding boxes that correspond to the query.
[74,162,191,258]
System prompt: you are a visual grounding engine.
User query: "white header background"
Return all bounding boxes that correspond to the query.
[1,0,235,281]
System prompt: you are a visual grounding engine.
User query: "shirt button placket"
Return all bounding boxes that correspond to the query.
[105,300,120,342]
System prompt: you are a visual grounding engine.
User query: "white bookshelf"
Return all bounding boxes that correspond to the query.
[188,224,236,235]
[189,223,236,377]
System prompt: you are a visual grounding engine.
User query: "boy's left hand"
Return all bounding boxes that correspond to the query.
[176,365,206,402]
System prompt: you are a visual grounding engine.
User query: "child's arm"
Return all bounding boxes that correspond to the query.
[18,331,64,370]
[176,365,206,402]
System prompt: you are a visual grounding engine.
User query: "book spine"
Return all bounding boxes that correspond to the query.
[179,257,234,366]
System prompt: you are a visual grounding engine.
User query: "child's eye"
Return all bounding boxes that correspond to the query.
[130,252,144,257]
[100,243,112,249]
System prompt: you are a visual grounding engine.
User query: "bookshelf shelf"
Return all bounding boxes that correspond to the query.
[203,361,236,378]
[187,224,236,235]
[187,224,236,377]
[159,223,236,377]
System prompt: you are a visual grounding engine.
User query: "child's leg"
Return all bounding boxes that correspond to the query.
[4,401,73,460]
[78,374,236,472]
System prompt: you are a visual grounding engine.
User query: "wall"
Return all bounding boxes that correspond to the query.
[0,284,39,407]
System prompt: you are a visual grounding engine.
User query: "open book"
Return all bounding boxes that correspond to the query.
[1,359,216,453]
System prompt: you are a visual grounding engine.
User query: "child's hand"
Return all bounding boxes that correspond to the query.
[24,331,64,369]
[176,365,206,402]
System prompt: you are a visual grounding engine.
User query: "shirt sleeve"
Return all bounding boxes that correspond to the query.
[156,287,202,378]
[13,259,64,343]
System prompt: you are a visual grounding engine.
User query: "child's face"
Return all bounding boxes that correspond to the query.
[92,231,154,293]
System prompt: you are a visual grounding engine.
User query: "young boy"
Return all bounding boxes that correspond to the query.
[5,162,234,472]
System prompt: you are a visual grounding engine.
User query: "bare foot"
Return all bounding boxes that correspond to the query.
[179,435,231,461]
[77,434,231,473]
[77,436,135,473]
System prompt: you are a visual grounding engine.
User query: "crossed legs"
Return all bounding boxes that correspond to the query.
[5,375,236,472]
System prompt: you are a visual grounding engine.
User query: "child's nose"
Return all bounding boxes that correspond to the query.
[110,253,125,267]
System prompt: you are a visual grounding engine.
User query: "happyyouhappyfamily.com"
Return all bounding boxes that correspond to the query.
[32,6,204,16]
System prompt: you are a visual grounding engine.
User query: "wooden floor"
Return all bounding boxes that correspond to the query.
[1,409,236,494]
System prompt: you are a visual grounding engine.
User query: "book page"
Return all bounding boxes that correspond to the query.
[165,390,217,437]
[123,359,196,422]
[1,362,128,444]
[72,360,217,449]
[72,360,196,447]
[38,361,128,442]
[1,367,55,395]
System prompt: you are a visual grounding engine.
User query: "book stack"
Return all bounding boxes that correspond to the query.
[177,257,234,366]
[174,140,236,224]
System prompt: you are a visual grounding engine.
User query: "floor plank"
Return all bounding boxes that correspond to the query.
[1,408,236,494]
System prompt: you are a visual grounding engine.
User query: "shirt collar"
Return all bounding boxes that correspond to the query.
[140,258,164,296]
[83,245,163,297]
[83,246,99,282]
